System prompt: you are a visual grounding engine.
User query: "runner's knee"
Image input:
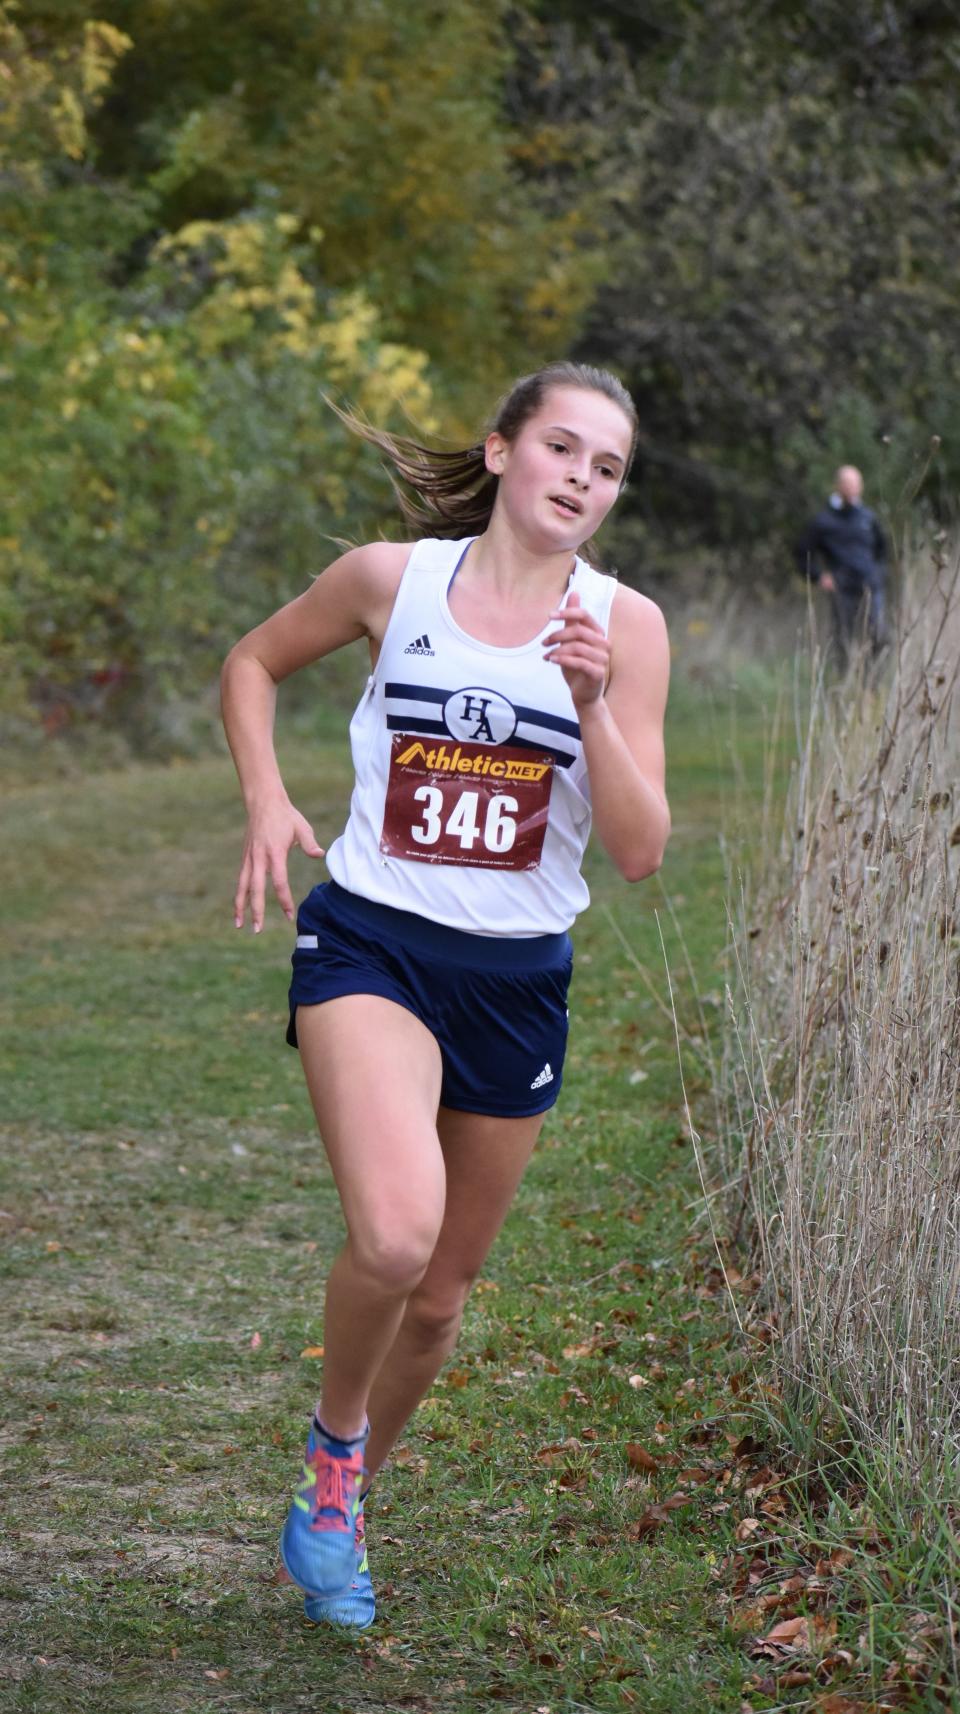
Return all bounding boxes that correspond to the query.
[348,1218,441,1295]
[403,1278,473,1349]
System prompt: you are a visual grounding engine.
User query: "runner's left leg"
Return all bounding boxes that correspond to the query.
[363,1105,546,1483]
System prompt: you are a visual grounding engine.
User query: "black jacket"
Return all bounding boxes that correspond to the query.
[796,499,887,591]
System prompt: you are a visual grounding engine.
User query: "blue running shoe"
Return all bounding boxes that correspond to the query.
[304,1500,375,1630]
[279,1421,367,1599]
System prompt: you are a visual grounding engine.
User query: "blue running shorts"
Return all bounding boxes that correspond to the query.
[286,881,572,1118]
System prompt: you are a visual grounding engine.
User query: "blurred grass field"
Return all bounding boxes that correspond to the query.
[0,679,772,1714]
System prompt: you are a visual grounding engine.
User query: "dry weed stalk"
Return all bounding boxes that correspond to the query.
[724,542,960,1481]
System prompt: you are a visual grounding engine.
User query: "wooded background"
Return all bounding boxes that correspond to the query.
[3,0,958,745]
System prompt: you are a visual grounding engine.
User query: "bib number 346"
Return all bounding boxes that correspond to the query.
[412,785,518,854]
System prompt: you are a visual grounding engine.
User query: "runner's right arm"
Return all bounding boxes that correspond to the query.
[221,542,410,931]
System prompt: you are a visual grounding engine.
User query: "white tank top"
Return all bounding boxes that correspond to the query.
[324,536,618,935]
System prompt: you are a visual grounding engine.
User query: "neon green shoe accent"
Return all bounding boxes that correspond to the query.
[293,1495,310,1513]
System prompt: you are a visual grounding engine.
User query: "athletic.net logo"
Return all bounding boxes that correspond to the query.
[403,633,435,656]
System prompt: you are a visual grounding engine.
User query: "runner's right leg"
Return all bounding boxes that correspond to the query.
[279,995,445,1597]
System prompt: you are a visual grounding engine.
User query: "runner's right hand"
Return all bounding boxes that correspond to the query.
[234,798,325,933]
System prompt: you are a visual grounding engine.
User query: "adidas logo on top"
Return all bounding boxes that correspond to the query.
[530,1063,554,1090]
[404,633,435,656]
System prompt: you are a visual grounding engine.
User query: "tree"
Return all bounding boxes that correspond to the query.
[25,0,599,420]
[0,10,440,743]
[515,0,960,574]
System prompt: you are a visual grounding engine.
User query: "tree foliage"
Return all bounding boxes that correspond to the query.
[27,0,596,408]
[3,0,960,745]
[518,0,960,571]
[1,1,593,743]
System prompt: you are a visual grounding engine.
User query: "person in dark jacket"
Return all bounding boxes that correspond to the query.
[796,466,890,665]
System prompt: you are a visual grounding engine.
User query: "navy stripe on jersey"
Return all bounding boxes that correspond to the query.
[384,682,447,703]
[514,704,581,741]
[383,681,579,769]
[509,736,576,768]
[386,715,447,736]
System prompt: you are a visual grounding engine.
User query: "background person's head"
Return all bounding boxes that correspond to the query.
[834,465,864,505]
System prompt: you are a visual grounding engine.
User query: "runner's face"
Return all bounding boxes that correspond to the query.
[487,386,633,550]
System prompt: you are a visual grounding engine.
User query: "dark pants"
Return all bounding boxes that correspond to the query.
[830,579,889,669]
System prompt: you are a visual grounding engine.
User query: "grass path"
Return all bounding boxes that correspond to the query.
[0,691,762,1714]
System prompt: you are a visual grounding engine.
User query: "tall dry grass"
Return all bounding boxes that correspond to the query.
[721,539,960,1488]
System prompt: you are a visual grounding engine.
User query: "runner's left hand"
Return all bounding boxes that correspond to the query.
[542,591,610,709]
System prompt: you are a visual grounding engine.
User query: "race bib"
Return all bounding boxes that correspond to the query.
[380,735,554,870]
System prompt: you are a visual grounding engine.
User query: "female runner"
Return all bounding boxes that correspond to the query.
[221,360,671,1629]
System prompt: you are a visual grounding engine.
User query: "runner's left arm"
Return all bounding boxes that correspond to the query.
[543,587,670,882]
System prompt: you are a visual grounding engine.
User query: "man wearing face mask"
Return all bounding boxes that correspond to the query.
[796,465,890,666]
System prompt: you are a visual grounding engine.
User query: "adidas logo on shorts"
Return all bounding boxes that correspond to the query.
[530,1063,554,1090]
[404,633,435,656]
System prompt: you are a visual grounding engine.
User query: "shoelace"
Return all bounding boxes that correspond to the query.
[303,1446,362,1532]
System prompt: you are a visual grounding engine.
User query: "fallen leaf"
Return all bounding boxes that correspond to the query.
[730,1603,767,1633]
[744,1465,779,1498]
[756,1591,791,1615]
[629,1506,671,1538]
[558,1386,589,1408]
[204,1668,230,1680]
[759,1493,789,1519]
[731,1433,763,1457]
[735,1517,762,1542]
[299,1344,324,1358]
[536,1443,570,1465]
[750,1615,812,1659]
[249,1331,262,1350]
[391,1447,427,1473]
[815,1548,855,1575]
[774,1570,805,1597]
[818,1649,856,1676]
[629,1493,692,1538]
[626,1443,659,1472]
[767,1616,810,1646]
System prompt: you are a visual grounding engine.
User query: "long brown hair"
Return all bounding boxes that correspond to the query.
[331,361,638,556]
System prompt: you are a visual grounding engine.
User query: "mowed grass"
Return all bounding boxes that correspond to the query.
[0,680,769,1714]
